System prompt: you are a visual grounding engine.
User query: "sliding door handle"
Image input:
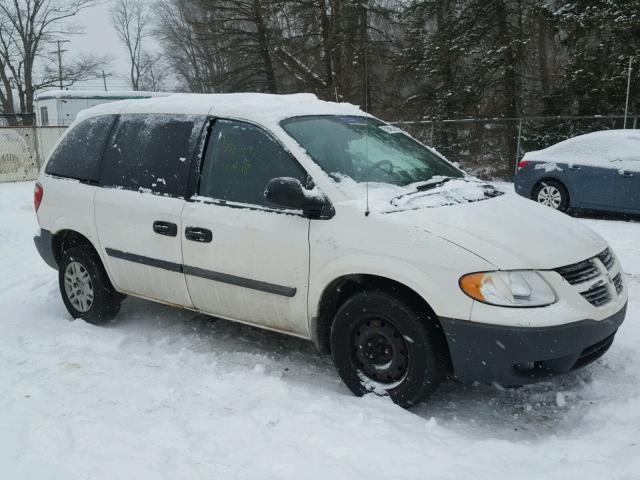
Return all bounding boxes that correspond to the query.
[185,226,212,243]
[153,221,177,237]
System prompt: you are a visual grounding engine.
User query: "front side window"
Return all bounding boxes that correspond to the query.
[198,119,306,207]
[45,115,116,182]
[281,115,462,186]
[101,114,204,197]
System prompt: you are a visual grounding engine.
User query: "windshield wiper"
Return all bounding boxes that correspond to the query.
[389,176,474,206]
[415,176,458,192]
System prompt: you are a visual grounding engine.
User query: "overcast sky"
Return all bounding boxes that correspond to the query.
[62,0,157,92]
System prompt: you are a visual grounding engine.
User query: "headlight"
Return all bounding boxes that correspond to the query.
[459,271,556,307]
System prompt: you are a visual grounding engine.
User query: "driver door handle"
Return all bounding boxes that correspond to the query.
[153,221,177,237]
[185,226,212,243]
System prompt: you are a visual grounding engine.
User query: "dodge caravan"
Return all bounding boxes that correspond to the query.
[34,93,627,407]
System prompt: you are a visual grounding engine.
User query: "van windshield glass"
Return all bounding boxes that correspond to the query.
[280,115,462,186]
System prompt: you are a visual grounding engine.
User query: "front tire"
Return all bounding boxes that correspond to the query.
[330,290,445,408]
[58,245,123,324]
[532,179,569,211]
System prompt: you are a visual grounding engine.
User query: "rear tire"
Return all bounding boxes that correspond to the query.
[532,179,569,212]
[330,289,445,408]
[58,245,123,325]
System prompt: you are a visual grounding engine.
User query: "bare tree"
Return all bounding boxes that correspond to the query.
[41,52,113,89]
[155,0,230,93]
[110,0,155,90]
[138,51,167,91]
[0,0,102,121]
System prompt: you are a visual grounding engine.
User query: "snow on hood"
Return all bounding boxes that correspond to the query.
[333,175,501,212]
[525,129,640,172]
[327,175,606,270]
[390,194,607,270]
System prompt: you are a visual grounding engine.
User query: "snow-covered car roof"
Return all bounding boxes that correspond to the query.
[36,89,171,101]
[524,129,640,171]
[75,93,364,127]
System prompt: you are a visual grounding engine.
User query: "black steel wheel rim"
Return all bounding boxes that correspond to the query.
[352,317,409,384]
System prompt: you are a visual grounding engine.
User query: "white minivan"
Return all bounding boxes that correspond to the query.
[34,93,627,407]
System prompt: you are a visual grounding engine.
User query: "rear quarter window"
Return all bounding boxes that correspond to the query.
[101,114,205,198]
[45,115,117,181]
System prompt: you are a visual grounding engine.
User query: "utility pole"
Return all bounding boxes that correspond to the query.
[624,56,634,129]
[50,40,70,90]
[360,1,370,113]
[102,71,108,91]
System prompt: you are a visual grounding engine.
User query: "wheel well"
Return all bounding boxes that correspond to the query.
[51,230,97,266]
[314,274,451,370]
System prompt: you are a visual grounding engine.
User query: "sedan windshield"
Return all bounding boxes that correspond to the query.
[281,115,463,186]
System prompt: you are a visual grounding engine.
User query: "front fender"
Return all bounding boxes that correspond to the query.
[309,253,476,324]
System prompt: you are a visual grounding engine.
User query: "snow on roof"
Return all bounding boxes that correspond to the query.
[35,89,171,101]
[548,129,640,146]
[75,92,364,125]
[525,129,640,170]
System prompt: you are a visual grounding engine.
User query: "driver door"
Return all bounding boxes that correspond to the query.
[181,119,312,335]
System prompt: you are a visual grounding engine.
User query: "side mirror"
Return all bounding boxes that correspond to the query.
[264,177,333,219]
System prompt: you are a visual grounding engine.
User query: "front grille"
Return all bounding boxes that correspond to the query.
[613,273,623,294]
[580,281,611,307]
[556,259,600,285]
[598,248,615,270]
[556,248,622,308]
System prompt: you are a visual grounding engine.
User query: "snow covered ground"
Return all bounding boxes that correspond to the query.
[1,181,639,479]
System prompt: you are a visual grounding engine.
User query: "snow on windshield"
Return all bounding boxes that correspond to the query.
[332,174,501,213]
[526,130,640,171]
[281,115,463,186]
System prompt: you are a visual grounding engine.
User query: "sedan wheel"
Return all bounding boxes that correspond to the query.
[537,185,562,209]
[532,180,569,212]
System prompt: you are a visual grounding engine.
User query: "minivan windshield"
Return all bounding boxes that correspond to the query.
[281,115,463,186]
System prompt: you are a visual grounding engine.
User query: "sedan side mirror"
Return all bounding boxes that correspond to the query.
[264,177,333,219]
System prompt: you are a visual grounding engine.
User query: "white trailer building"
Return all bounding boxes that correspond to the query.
[34,90,170,126]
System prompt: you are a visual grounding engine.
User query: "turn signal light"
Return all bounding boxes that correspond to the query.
[459,273,487,302]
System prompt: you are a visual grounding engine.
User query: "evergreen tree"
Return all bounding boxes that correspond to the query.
[550,0,640,116]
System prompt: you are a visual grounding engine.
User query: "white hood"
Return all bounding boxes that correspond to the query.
[389,195,607,270]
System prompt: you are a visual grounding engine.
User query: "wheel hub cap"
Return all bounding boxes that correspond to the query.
[64,261,94,313]
[537,185,562,209]
[353,318,408,383]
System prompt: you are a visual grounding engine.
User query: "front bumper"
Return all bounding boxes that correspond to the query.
[440,303,626,385]
[34,228,57,270]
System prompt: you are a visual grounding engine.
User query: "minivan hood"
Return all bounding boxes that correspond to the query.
[389,194,607,270]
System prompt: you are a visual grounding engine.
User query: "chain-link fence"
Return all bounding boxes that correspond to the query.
[393,115,639,180]
[0,126,66,183]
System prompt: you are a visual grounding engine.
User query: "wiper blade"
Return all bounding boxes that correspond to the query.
[415,176,458,192]
[390,177,460,205]
[389,176,499,207]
